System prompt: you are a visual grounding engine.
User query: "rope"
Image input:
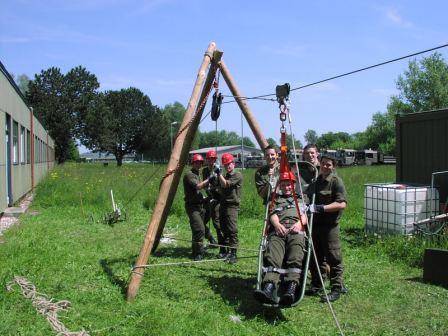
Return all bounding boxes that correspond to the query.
[221,43,448,104]
[124,164,164,206]
[132,254,258,270]
[6,276,90,336]
[306,224,345,336]
[161,235,259,252]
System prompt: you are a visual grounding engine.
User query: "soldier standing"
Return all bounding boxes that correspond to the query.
[255,145,279,204]
[307,155,348,302]
[202,150,225,257]
[183,154,212,261]
[254,171,308,305]
[217,153,243,264]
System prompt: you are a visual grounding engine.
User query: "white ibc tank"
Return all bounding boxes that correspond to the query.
[364,183,439,235]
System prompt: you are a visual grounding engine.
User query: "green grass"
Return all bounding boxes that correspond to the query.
[1,163,447,335]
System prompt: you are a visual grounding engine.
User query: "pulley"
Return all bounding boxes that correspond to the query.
[211,91,223,121]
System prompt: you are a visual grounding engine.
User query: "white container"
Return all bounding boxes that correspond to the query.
[364,183,439,235]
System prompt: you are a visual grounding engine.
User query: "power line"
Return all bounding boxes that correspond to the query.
[221,42,448,105]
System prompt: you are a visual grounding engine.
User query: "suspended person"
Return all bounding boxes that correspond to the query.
[307,155,348,302]
[254,171,308,305]
[217,153,243,264]
[202,150,225,257]
[183,154,214,261]
[255,145,280,204]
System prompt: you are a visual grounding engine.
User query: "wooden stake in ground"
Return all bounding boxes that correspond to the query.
[126,42,221,301]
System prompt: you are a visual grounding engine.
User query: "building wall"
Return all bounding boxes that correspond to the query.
[0,62,55,211]
[396,109,448,204]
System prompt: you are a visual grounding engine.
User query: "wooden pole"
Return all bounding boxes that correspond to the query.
[126,42,220,301]
[219,60,269,150]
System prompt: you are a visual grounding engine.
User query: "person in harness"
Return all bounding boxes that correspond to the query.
[254,171,308,306]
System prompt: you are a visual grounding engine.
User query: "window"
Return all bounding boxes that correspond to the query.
[13,121,19,164]
[20,126,25,164]
[26,130,31,163]
[34,136,38,163]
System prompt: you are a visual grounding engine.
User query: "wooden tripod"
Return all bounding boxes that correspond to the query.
[126,41,268,301]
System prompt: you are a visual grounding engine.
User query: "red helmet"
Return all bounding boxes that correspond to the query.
[191,154,204,163]
[221,153,234,165]
[206,150,217,159]
[280,171,296,182]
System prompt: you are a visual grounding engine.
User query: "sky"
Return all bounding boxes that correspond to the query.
[1,0,447,151]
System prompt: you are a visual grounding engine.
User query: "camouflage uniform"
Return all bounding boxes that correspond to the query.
[309,172,347,290]
[263,196,306,285]
[202,166,224,248]
[183,168,206,257]
[255,164,279,204]
[219,170,243,250]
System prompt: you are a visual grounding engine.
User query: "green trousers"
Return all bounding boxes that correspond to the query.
[263,231,306,285]
[310,223,344,290]
[219,204,239,249]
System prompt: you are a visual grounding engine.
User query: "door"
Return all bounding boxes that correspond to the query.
[5,113,12,206]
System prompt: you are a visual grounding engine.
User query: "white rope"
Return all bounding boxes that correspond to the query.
[285,97,345,336]
[6,276,90,336]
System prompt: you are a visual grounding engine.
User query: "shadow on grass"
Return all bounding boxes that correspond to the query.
[153,246,192,259]
[100,255,137,297]
[206,274,287,324]
[406,276,448,289]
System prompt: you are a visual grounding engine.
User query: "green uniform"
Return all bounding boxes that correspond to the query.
[297,162,319,204]
[263,195,306,285]
[183,168,206,257]
[310,172,347,290]
[255,164,279,204]
[202,166,224,247]
[219,170,243,249]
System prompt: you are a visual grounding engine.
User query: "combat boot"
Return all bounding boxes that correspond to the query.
[254,282,278,304]
[193,254,203,261]
[282,281,298,306]
[321,288,341,303]
[207,235,218,249]
[218,247,227,259]
[226,250,237,264]
[305,283,323,296]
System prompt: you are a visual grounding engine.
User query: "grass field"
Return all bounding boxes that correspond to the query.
[1,163,447,336]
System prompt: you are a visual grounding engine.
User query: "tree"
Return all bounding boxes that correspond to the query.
[393,52,448,114]
[83,88,157,166]
[285,134,302,150]
[266,137,278,149]
[304,129,318,145]
[197,130,254,148]
[316,132,350,150]
[15,74,31,95]
[27,66,99,163]
[363,109,396,155]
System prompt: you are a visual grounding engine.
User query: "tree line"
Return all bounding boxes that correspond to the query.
[301,53,448,155]
[14,52,448,164]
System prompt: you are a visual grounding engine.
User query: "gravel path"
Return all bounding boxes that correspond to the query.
[0,193,34,237]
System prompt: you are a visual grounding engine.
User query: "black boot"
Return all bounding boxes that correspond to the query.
[254,282,278,304]
[305,284,323,296]
[282,281,298,306]
[207,235,218,249]
[218,247,227,259]
[226,250,237,264]
[321,288,341,303]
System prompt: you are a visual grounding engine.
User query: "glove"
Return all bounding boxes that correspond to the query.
[308,204,325,213]
[214,163,221,175]
[208,175,217,185]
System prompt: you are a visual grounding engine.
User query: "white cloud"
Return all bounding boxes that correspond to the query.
[384,8,413,28]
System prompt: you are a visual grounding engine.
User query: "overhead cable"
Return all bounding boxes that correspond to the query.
[221,42,448,104]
